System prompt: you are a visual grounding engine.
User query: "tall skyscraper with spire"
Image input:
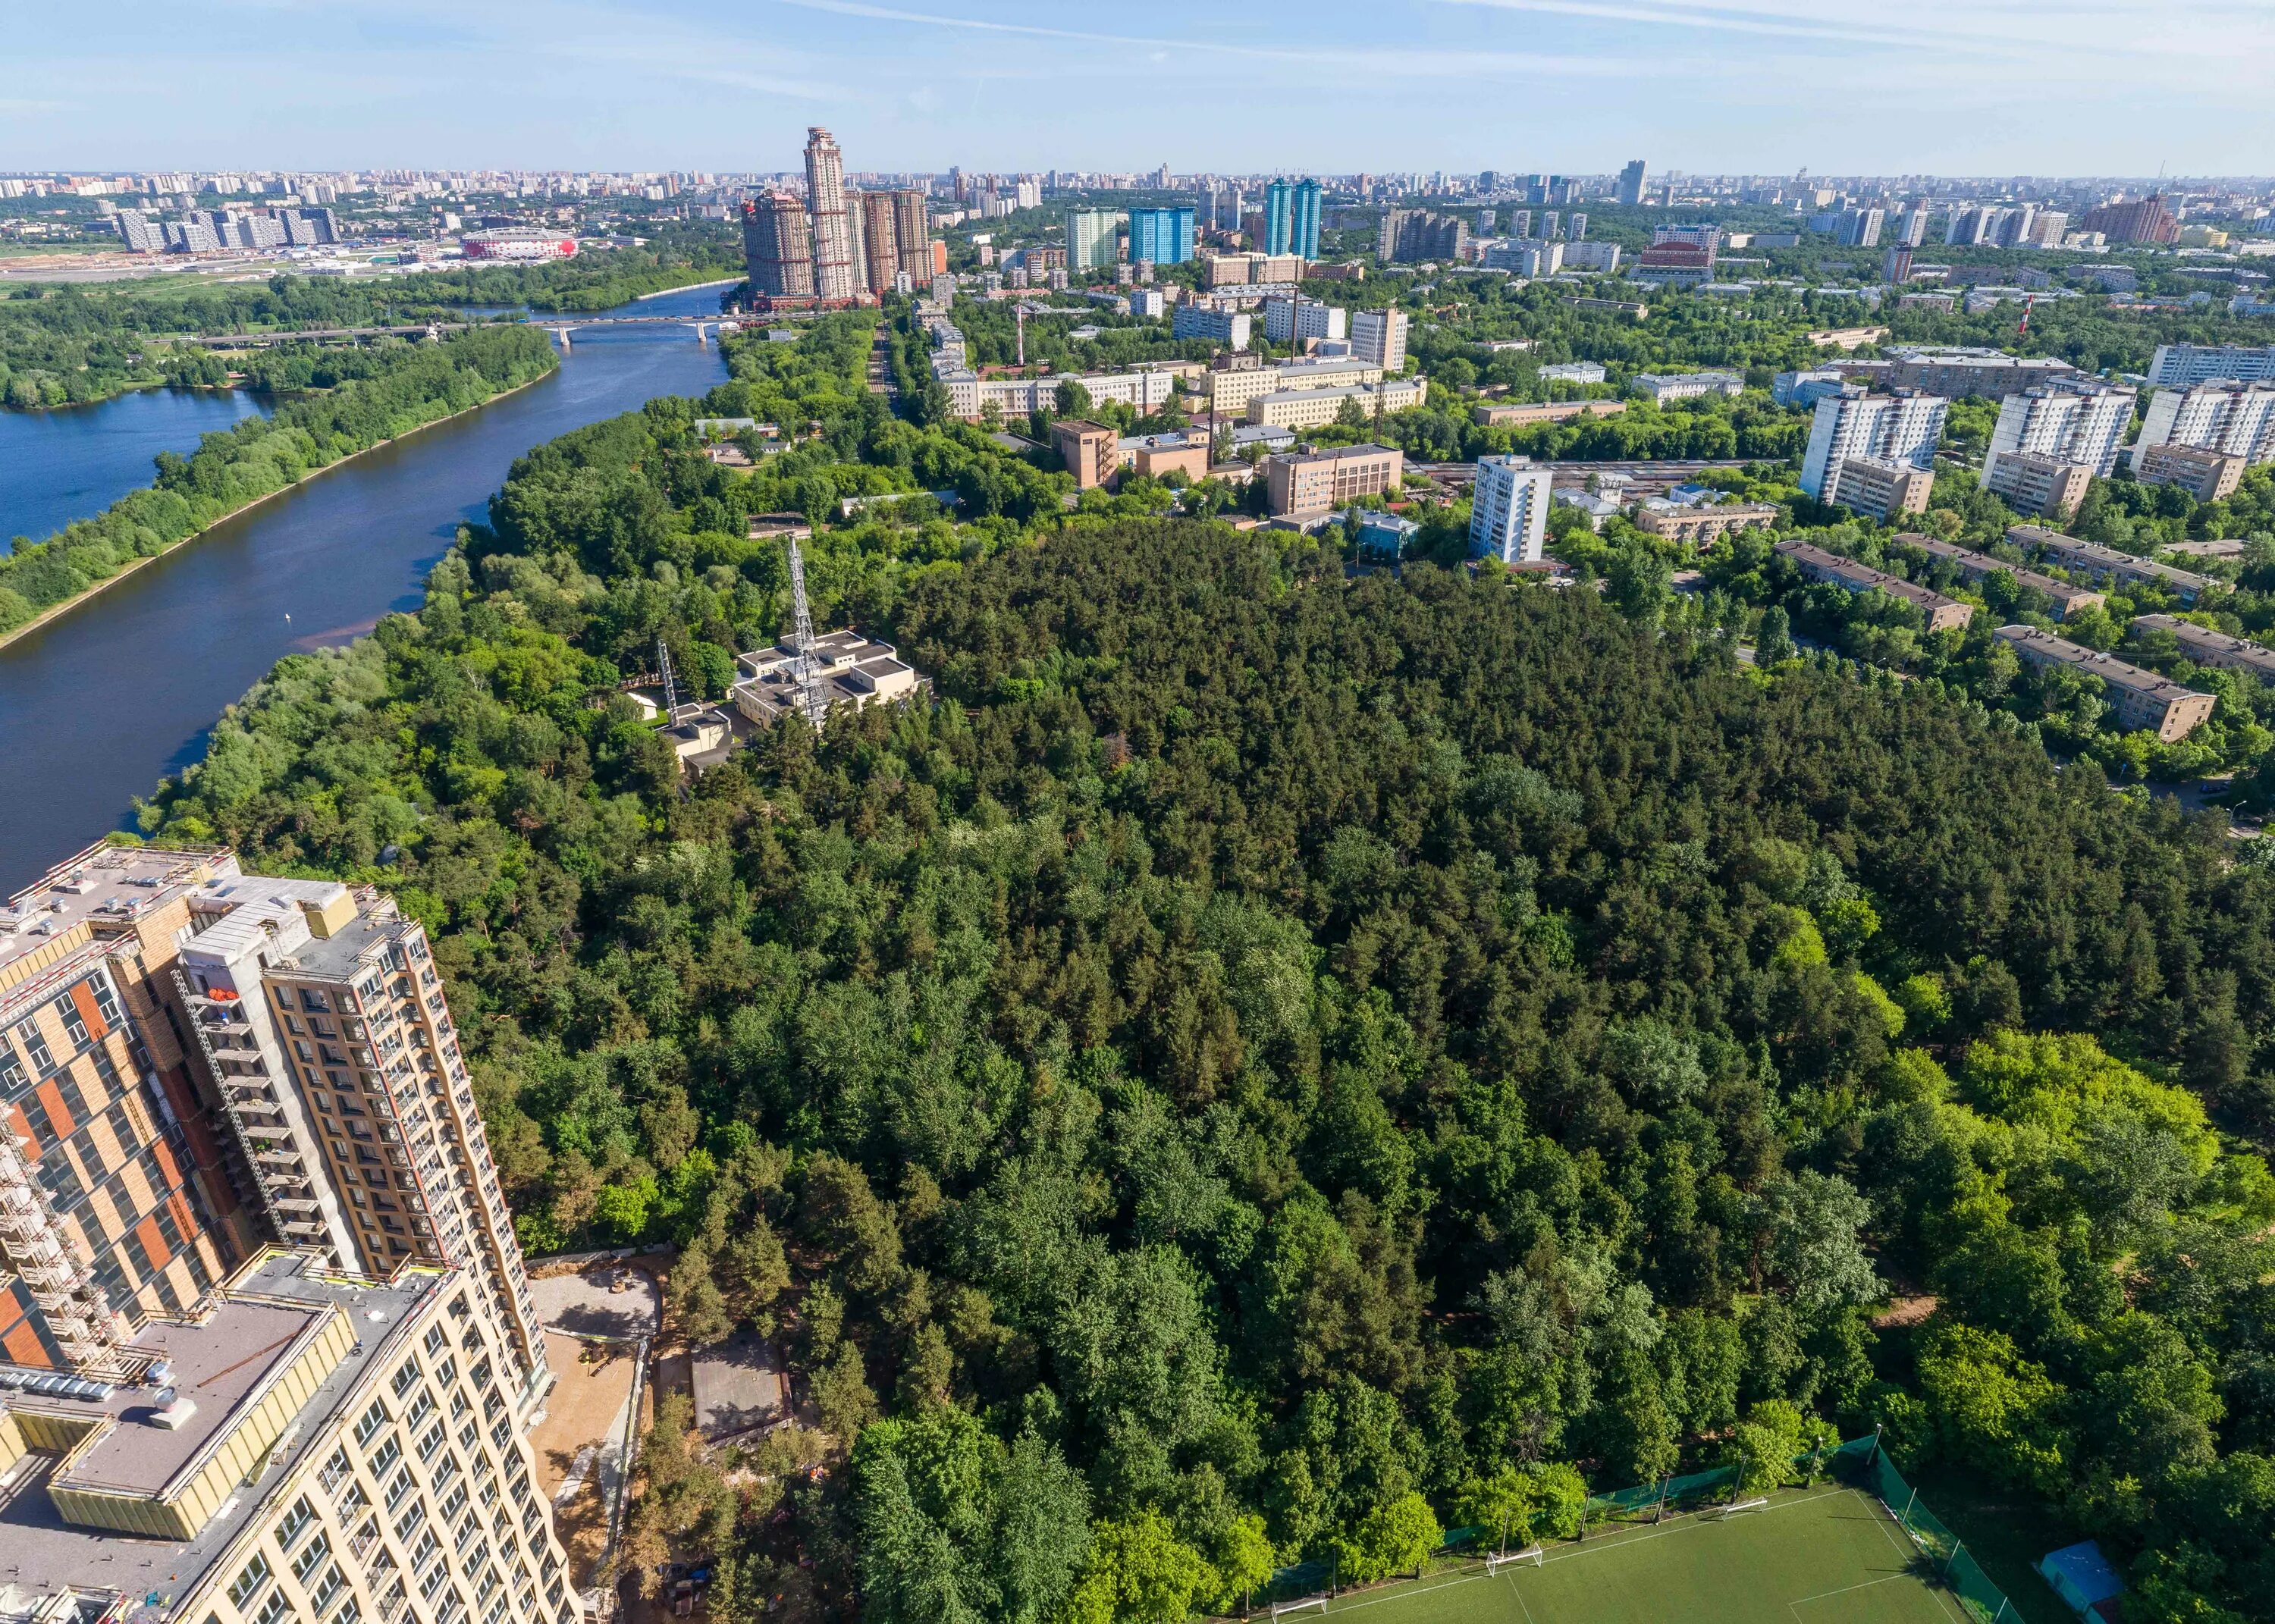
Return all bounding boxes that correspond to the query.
[803,127,858,302]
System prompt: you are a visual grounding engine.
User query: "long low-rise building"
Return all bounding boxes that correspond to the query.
[1994,624,2217,740]
[2010,525,2214,604]
[1637,501,1781,545]
[1472,398,1627,428]
[1631,371,1745,404]
[1774,539,1975,632]
[1891,534,2106,621]
[1203,356,1382,417]
[1883,346,2077,398]
[2131,613,2275,682]
[1247,376,1428,429]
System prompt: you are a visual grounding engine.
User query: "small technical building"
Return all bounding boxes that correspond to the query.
[730,631,925,726]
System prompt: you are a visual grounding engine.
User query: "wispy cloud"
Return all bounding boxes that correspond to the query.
[764,0,1649,77]
[1432,0,2275,68]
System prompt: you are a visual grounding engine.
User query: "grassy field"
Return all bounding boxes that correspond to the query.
[1286,1486,1969,1624]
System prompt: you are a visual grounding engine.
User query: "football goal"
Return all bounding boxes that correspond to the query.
[1486,1546,1545,1575]
[1269,1596,1329,1621]
[1716,1497,1771,1517]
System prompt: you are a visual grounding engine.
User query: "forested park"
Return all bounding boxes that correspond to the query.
[126,305,2275,1624]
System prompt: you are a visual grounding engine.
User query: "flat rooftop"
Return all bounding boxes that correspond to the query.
[53,1297,321,1498]
[0,1253,443,1616]
[0,846,232,990]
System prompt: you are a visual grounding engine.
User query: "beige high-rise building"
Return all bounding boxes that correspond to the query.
[0,846,250,1374]
[172,874,545,1400]
[2,847,545,1410]
[858,192,899,296]
[0,845,578,1624]
[802,128,858,302]
[739,192,812,299]
[891,190,932,287]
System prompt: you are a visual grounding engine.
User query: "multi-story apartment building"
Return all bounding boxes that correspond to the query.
[1263,179,1320,260]
[1128,207,1195,267]
[1266,444,1404,516]
[1262,297,1345,345]
[0,850,246,1373]
[1995,625,2214,739]
[1617,160,1649,207]
[2132,380,2275,478]
[2076,195,2179,245]
[1065,209,1121,273]
[1,848,545,1410]
[2148,344,2275,387]
[1891,535,2106,621]
[1377,211,1467,265]
[1800,387,1947,506]
[1881,346,2076,399]
[1470,455,1557,564]
[171,877,544,1399]
[1172,303,1253,350]
[740,193,813,300]
[1349,308,1408,372]
[1832,456,1936,522]
[1983,450,2095,520]
[1987,378,2135,478]
[802,128,858,303]
[1777,541,1975,632]
[855,192,902,297]
[2134,444,2248,503]
[1634,501,1779,546]
[2132,614,2275,684]
[0,843,579,1624]
[2011,525,2211,604]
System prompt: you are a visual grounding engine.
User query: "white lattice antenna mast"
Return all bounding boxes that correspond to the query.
[786,536,827,726]
[656,635,682,719]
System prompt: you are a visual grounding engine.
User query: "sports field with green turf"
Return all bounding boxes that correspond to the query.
[1288,1485,1969,1624]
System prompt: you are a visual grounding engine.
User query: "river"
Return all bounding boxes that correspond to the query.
[0,285,732,890]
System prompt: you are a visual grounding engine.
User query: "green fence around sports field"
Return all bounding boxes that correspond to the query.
[1257,1434,2021,1622]
[1847,1443,2019,1624]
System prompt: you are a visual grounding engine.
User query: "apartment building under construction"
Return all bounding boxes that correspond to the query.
[0,842,576,1624]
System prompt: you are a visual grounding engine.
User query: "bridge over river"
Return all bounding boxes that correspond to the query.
[175,311,767,349]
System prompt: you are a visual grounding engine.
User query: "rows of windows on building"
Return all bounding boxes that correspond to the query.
[115,206,339,254]
[0,842,580,1624]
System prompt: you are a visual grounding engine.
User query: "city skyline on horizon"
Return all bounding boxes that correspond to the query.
[9,0,2270,178]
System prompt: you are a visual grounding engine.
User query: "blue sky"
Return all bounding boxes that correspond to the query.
[8,1,2268,177]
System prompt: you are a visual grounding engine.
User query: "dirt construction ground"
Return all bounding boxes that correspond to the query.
[529,1328,642,1587]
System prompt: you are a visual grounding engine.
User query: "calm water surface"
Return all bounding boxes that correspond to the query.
[0,287,731,889]
[2,388,271,552]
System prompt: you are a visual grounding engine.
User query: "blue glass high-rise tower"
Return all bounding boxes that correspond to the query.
[1265,178,1322,259]
[1128,206,1197,265]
